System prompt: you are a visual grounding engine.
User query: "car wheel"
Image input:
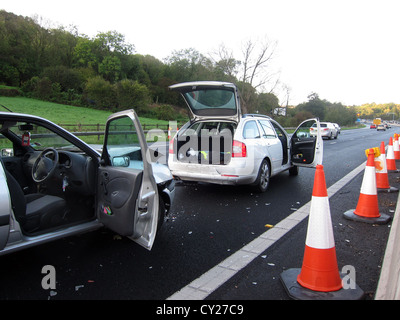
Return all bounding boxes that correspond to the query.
[254,159,270,193]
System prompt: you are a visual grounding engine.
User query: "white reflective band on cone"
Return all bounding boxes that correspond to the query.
[305,196,335,250]
[360,166,377,195]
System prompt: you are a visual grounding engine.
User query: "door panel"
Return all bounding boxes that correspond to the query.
[97,167,143,236]
[291,119,323,167]
[97,110,159,250]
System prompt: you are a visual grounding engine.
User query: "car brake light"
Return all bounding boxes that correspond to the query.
[232,140,247,157]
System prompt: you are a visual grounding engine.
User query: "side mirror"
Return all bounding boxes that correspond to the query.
[112,156,130,167]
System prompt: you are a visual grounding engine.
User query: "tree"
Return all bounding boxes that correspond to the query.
[164,48,213,82]
[238,37,279,113]
[115,79,150,112]
[296,93,326,120]
[209,44,240,81]
[84,76,116,109]
[255,92,280,115]
[98,55,121,82]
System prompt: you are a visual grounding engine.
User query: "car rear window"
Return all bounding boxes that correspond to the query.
[183,89,237,116]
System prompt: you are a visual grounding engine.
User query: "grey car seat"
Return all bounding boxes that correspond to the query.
[4,169,67,233]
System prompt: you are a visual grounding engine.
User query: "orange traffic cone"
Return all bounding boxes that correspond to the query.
[280,165,364,299]
[394,134,400,160]
[376,142,398,193]
[343,148,391,224]
[297,165,342,292]
[386,137,398,172]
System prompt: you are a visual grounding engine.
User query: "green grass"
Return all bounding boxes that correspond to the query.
[0,96,174,145]
[0,96,169,126]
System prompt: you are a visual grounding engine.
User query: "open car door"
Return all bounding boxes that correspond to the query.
[290,118,323,167]
[97,110,159,250]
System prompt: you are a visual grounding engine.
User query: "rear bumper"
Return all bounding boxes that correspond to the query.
[168,156,258,185]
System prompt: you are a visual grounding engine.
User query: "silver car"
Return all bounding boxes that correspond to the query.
[168,81,323,192]
[310,122,338,139]
[0,110,175,256]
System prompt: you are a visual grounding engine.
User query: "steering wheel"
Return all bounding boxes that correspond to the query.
[32,148,59,183]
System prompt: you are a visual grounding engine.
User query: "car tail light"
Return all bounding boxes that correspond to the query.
[232,140,247,157]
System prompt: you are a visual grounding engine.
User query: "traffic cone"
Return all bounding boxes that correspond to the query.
[343,148,391,224]
[394,134,400,160]
[297,165,342,292]
[386,137,398,172]
[376,141,398,193]
[280,165,364,299]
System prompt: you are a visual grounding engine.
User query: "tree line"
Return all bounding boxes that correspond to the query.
[1,9,395,126]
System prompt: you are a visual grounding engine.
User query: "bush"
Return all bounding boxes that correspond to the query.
[84,76,116,110]
[42,66,84,92]
[0,86,22,97]
[155,104,177,121]
[0,64,20,86]
[115,79,150,112]
[35,77,53,100]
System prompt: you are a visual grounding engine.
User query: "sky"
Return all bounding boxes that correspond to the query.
[2,0,400,106]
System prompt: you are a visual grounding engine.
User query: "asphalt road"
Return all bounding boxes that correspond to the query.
[0,125,397,303]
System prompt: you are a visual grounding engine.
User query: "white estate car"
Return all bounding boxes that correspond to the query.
[0,109,175,256]
[168,81,323,192]
[310,122,338,139]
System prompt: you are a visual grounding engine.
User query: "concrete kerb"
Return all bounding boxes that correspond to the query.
[375,190,400,299]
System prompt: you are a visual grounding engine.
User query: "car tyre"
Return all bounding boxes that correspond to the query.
[254,159,270,193]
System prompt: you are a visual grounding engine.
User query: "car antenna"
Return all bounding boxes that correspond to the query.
[0,104,13,112]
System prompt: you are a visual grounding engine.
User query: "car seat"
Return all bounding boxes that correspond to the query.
[4,170,67,234]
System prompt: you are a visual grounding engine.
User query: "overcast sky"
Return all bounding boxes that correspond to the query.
[2,0,400,106]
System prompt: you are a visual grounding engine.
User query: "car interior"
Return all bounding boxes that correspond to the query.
[0,119,97,235]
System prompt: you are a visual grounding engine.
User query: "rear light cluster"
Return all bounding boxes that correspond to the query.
[232,140,247,157]
[168,138,247,158]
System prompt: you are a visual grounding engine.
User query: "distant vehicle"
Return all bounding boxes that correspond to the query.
[370,124,376,129]
[310,122,338,140]
[377,124,386,131]
[333,123,341,134]
[373,118,382,125]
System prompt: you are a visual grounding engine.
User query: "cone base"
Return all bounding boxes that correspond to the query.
[343,209,391,225]
[280,268,365,300]
[377,186,399,193]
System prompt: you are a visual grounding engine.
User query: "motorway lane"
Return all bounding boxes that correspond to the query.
[0,126,397,300]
